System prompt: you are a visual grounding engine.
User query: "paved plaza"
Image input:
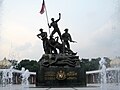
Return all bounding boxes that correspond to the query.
[0,84,120,90]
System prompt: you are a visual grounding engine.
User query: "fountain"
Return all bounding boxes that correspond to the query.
[21,68,30,90]
[2,69,8,87]
[8,66,13,90]
[0,67,32,90]
[99,57,120,90]
[99,57,107,90]
[0,66,14,90]
[8,66,13,84]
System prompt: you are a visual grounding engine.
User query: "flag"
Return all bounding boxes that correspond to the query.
[40,0,45,14]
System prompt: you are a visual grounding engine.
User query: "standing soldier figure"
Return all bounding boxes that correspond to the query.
[48,13,62,41]
[37,28,50,54]
[62,28,76,49]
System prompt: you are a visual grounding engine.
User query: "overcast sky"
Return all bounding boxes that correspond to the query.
[0,0,120,61]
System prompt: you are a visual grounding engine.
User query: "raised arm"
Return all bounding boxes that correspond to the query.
[56,13,61,22]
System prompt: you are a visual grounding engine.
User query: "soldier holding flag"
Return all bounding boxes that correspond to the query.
[48,13,62,41]
[40,0,62,41]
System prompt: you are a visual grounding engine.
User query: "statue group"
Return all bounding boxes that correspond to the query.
[37,13,78,67]
[36,13,86,87]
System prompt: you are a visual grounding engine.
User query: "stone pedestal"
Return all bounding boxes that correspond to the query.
[36,54,86,87]
[36,67,86,87]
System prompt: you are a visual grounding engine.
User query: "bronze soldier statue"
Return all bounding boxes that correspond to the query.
[62,28,76,49]
[50,36,77,55]
[37,28,50,54]
[48,13,62,41]
[49,36,58,54]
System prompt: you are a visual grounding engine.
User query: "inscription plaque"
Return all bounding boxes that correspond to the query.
[36,67,86,87]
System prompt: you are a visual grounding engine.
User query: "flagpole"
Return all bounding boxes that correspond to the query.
[44,0,50,35]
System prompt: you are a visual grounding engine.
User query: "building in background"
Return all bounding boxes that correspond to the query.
[0,57,12,69]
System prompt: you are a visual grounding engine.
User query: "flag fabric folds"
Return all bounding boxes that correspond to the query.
[40,0,45,14]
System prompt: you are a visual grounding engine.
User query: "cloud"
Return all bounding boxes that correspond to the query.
[76,13,120,58]
[14,41,43,61]
[0,19,37,60]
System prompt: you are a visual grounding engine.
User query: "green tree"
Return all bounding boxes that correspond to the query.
[89,58,100,71]
[81,58,100,71]
[16,59,39,72]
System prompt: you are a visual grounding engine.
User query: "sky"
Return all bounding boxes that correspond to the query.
[0,0,120,61]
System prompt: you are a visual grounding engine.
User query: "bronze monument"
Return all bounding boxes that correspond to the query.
[36,13,86,87]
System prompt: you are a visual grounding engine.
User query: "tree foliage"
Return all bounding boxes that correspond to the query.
[81,57,110,71]
[16,59,39,72]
